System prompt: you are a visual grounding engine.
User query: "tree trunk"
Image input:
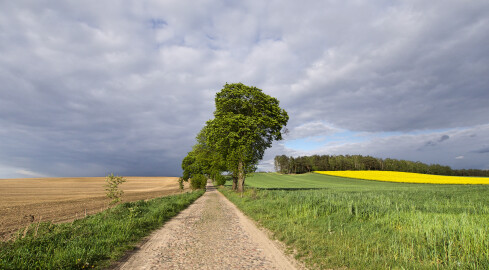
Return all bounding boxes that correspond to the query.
[237,160,245,193]
[232,175,238,191]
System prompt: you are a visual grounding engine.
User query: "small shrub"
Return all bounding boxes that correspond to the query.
[214,174,226,186]
[190,174,207,190]
[178,177,185,190]
[105,173,126,205]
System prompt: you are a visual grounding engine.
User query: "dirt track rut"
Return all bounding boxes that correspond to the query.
[116,182,301,269]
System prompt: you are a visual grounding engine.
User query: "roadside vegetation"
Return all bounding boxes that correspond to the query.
[221,173,489,269]
[0,190,204,269]
[189,174,207,189]
[105,173,126,205]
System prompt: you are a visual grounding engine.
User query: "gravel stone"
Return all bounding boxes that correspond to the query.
[116,182,301,270]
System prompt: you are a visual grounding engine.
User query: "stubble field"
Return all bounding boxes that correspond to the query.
[0,176,187,240]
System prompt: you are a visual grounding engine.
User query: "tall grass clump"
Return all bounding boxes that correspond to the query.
[0,190,204,269]
[220,173,489,269]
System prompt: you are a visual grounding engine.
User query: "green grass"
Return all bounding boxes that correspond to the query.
[245,172,430,189]
[221,173,489,269]
[0,190,204,269]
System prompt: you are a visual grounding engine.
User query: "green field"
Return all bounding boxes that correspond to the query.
[245,172,436,189]
[221,173,489,269]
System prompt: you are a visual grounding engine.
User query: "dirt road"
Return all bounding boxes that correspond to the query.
[116,182,302,270]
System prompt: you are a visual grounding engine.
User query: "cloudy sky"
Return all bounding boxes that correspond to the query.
[1,1,488,178]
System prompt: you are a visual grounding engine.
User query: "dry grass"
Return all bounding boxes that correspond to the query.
[0,176,189,240]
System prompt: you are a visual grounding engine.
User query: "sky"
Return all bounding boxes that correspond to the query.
[1,1,488,178]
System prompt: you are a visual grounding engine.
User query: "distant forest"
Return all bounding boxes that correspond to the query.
[274,155,489,177]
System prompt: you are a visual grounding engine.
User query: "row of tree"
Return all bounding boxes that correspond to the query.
[274,155,489,177]
[180,83,289,192]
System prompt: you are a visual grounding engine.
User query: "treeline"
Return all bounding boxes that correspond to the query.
[274,155,489,177]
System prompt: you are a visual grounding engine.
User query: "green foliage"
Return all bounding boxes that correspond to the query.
[190,174,207,190]
[205,83,288,191]
[274,154,489,176]
[0,191,204,269]
[214,174,226,186]
[181,127,226,184]
[180,83,288,192]
[178,177,184,190]
[105,173,126,205]
[221,173,489,269]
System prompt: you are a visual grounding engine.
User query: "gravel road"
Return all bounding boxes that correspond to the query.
[115,182,302,270]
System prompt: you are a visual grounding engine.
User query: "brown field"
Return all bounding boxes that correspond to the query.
[0,176,189,241]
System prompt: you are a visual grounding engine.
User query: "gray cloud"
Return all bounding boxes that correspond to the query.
[1,1,489,178]
[420,134,450,149]
[281,1,489,132]
[438,135,450,142]
[286,122,339,140]
[474,147,489,154]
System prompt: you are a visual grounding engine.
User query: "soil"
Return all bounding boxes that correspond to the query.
[0,176,189,241]
[114,182,305,270]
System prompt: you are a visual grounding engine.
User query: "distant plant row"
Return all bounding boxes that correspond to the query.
[274,154,489,177]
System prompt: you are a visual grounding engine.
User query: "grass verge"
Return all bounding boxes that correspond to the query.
[0,190,204,269]
[220,173,489,269]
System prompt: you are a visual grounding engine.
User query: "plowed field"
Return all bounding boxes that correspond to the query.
[0,177,188,240]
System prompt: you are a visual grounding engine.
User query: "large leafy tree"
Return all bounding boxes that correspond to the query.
[205,83,288,192]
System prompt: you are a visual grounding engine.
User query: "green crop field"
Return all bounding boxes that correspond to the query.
[244,172,432,189]
[221,173,489,269]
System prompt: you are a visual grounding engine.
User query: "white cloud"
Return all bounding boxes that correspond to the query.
[16,169,48,178]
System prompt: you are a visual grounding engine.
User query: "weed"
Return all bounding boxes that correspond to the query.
[105,174,126,205]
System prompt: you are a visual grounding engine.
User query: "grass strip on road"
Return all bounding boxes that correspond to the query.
[221,173,489,269]
[0,190,204,269]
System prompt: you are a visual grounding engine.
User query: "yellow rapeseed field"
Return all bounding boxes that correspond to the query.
[315,170,489,185]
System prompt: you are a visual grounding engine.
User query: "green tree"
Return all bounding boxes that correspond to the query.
[180,126,226,188]
[205,83,288,192]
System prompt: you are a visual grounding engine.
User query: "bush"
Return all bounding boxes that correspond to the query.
[178,177,184,190]
[105,173,126,205]
[214,174,226,186]
[190,174,207,190]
